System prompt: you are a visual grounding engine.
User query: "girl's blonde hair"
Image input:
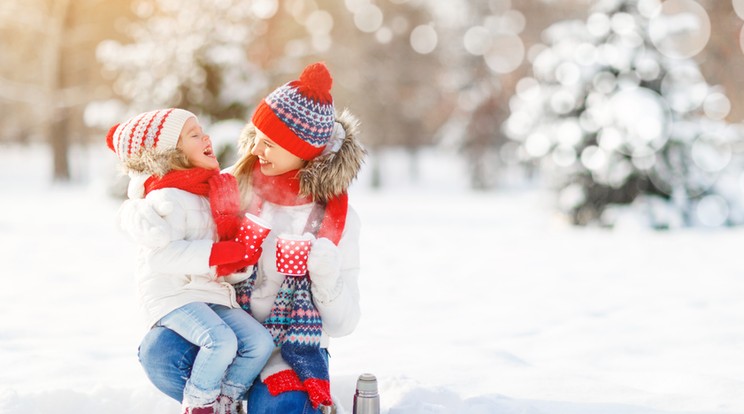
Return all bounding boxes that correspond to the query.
[123,146,192,177]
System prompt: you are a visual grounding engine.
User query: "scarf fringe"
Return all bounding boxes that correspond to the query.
[264,370,332,409]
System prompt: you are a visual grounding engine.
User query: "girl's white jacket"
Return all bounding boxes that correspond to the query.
[121,186,240,329]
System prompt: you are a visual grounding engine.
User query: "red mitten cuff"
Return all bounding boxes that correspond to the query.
[216,261,248,277]
[209,241,245,266]
[215,246,262,276]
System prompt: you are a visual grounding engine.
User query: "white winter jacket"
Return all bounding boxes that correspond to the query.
[121,185,239,329]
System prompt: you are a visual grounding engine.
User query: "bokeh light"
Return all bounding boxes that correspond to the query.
[344,0,369,14]
[354,4,383,33]
[133,1,154,18]
[550,89,577,114]
[661,64,708,113]
[556,119,583,147]
[702,92,731,121]
[607,87,670,154]
[648,0,710,59]
[464,26,491,56]
[500,10,526,35]
[696,195,729,227]
[608,159,633,188]
[634,53,661,81]
[579,108,601,133]
[631,151,656,170]
[574,43,598,66]
[305,10,333,35]
[375,27,393,44]
[553,145,578,167]
[637,0,662,19]
[515,77,540,101]
[737,25,744,57]
[610,12,636,36]
[587,13,611,38]
[556,62,581,86]
[251,0,278,19]
[580,145,608,171]
[410,24,437,54]
[592,71,617,94]
[558,183,586,210]
[734,0,744,20]
[525,132,551,158]
[598,127,623,152]
[483,33,524,74]
[691,134,732,173]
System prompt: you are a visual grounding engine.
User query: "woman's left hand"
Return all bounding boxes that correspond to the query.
[307,237,341,293]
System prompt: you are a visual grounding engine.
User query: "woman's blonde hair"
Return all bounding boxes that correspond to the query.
[232,126,259,210]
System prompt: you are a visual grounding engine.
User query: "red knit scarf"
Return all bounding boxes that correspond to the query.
[143,168,218,197]
[249,163,347,245]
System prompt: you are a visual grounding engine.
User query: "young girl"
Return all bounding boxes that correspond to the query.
[107,108,275,414]
[125,63,366,413]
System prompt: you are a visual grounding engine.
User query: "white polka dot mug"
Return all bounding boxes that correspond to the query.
[275,233,313,276]
[235,213,272,260]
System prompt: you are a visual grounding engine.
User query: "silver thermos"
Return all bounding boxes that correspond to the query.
[352,373,380,414]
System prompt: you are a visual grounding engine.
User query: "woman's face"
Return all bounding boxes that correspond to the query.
[251,128,306,176]
[177,117,219,170]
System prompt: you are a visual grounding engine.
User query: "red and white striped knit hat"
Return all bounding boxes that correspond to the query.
[105,108,195,163]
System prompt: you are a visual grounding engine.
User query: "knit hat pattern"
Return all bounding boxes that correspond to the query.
[252,62,335,161]
[106,108,195,163]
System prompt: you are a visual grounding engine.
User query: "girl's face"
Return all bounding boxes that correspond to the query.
[177,117,219,170]
[251,128,306,176]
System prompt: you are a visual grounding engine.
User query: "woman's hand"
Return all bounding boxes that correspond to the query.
[118,197,173,248]
[307,237,342,300]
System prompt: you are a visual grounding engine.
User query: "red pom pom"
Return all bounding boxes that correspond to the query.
[106,123,119,153]
[297,62,333,103]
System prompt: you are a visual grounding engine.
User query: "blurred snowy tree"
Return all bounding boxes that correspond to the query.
[434,0,528,189]
[92,0,274,122]
[504,0,744,228]
[0,0,118,181]
[327,0,446,188]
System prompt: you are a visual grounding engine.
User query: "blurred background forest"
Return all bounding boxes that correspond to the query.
[3,0,744,228]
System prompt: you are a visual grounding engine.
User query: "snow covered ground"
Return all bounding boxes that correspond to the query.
[1,145,743,414]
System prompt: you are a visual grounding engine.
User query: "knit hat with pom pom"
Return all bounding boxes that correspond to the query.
[105,108,196,165]
[251,62,335,161]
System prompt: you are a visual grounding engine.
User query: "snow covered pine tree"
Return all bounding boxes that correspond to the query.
[504,0,744,228]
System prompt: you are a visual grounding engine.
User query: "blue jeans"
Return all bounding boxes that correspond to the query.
[138,326,326,413]
[154,303,274,405]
